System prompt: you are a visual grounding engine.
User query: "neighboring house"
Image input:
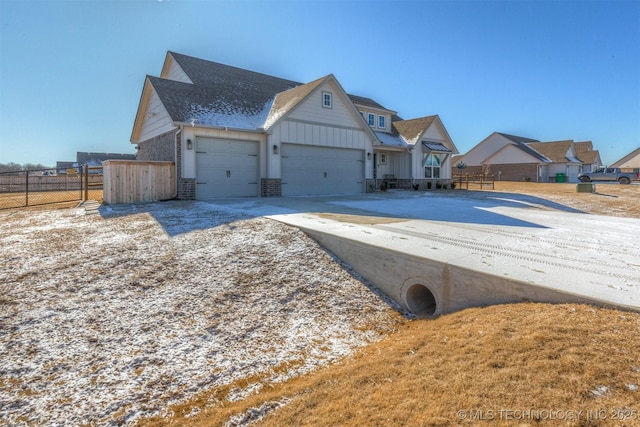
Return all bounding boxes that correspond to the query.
[527,140,582,183]
[56,161,76,174]
[574,141,602,173]
[453,132,602,183]
[130,51,458,199]
[56,153,136,174]
[77,152,136,167]
[611,146,640,168]
[451,132,546,182]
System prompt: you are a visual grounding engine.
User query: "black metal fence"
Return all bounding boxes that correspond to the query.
[0,166,103,210]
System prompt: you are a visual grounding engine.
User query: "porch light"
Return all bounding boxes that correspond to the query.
[186,139,193,150]
[273,144,279,154]
[367,152,371,160]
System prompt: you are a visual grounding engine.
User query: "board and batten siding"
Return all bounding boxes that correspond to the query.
[103,160,175,204]
[287,81,361,129]
[138,87,175,143]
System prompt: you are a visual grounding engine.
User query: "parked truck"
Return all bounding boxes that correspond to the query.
[577,167,640,184]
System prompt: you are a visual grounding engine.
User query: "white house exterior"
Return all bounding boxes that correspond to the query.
[130,52,458,199]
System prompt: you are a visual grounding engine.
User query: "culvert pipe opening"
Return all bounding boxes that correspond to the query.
[405,284,437,317]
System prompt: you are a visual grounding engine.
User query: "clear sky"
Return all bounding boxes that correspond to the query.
[1,0,639,166]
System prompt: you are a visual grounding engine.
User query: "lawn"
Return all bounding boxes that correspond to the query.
[1,182,639,426]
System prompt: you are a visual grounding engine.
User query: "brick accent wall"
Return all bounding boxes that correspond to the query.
[136,130,176,161]
[452,164,539,182]
[366,179,376,192]
[261,178,281,197]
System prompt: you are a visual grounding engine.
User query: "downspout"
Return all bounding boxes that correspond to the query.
[172,127,181,199]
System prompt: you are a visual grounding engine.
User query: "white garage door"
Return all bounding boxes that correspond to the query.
[281,144,364,196]
[196,137,259,198]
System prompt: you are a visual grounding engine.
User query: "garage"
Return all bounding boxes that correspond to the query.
[281,144,364,196]
[195,137,259,198]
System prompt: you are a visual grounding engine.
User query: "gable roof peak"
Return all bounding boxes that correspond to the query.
[497,132,540,144]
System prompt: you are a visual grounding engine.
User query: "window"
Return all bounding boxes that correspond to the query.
[322,91,332,108]
[368,113,375,126]
[378,115,385,129]
[380,153,387,164]
[424,153,441,178]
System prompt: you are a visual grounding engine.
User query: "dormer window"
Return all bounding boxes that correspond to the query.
[367,113,375,126]
[378,115,385,129]
[322,91,332,109]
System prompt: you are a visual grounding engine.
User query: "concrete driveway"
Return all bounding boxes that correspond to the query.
[207,190,640,316]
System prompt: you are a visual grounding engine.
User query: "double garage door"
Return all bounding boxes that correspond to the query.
[281,144,364,196]
[196,137,259,199]
[195,138,365,198]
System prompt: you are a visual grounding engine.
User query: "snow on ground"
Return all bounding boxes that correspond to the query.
[0,201,405,426]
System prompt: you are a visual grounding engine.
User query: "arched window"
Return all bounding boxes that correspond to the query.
[424,153,441,178]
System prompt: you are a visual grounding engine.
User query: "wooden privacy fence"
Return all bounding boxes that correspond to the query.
[103,160,175,204]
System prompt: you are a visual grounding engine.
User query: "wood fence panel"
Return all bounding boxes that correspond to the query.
[103,160,175,204]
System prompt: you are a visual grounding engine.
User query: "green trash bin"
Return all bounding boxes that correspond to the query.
[556,173,566,183]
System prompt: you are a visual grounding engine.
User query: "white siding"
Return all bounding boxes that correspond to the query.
[422,122,447,142]
[181,127,266,180]
[161,55,193,83]
[461,133,513,166]
[486,145,539,164]
[138,88,175,143]
[288,81,362,129]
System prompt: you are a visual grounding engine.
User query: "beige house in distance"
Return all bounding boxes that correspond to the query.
[611,147,640,168]
[453,132,602,183]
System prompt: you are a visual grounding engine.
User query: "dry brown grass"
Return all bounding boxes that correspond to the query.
[490,182,640,219]
[135,182,640,427]
[142,304,640,427]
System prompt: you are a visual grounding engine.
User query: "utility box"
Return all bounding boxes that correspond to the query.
[576,183,595,193]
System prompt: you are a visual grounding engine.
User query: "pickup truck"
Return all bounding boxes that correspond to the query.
[577,167,640,184]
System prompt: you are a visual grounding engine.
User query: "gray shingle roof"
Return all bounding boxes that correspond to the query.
[393,116,438,142]
[348,94,389,110]
[148,52,393,131]
[494,132,549,162]
[497,132,540,144]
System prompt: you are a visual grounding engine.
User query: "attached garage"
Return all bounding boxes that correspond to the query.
[195,137,259,198]
[281,144,364,196]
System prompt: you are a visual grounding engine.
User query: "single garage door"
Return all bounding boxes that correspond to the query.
[281,144,364,196]
[196,137,259,198]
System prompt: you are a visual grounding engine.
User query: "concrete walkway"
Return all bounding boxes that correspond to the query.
[209,190,640,316]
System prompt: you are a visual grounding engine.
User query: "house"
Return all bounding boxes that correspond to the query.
[77,152,136,167]
[452,132,547,182]
[611,146,640,168]
[130,52,458,199]
[56,152,136,174]
[527,140,586,182]
[453,132,601,183]
[574,141,602,172]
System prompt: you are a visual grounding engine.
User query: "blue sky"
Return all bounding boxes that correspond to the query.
[1,0,638,166]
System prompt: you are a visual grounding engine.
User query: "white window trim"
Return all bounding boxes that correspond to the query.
[322,91,332,109]
[378,114,385,129]
[380,153,387,165]
[367,113,375,127]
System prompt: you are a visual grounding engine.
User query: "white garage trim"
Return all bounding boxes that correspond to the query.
[195,137,259,198]
[281,143,364,196]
